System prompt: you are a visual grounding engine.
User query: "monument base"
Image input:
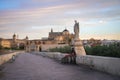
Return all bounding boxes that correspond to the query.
[73,38,86,56]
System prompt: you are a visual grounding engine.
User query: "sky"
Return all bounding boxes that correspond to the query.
[0,0,120,40]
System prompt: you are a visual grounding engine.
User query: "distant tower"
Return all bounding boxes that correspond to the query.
[13,33,17,42]
[25,36,29,40]
[51,28,53,33]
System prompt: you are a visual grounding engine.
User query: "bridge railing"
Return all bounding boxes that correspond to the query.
[30,52,120,76]
[76,55,120,76]
[0,51,24,65]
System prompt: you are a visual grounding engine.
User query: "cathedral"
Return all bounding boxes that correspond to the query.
[49,28,74,44]
[25,28,74,52]
[0,28,74,52]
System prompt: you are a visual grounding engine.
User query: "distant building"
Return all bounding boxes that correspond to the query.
[82,38,101,47]
[0,34,28,49]
[0,39,11,48]
[101,39,120,46]
[82,38,120,47]
[25,28,74,52]
[49,28,74,44]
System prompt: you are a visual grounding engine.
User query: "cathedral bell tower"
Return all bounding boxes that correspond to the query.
[51,28,53,33]
[25,36,29,40]
[13,33,17,42]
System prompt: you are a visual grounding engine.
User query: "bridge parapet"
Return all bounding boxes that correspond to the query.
[76,55,120,76]
[31,52,120,76]
[0,51,24,65]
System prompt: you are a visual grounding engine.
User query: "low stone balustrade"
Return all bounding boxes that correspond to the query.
[0,51,24,65]
[76,55,120,76]
[32,52,120,76]
[32,52,76,63]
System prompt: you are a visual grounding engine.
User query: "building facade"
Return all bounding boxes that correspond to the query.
[25,28,74,52]
[0,34,28,49]
[0,39,11,48]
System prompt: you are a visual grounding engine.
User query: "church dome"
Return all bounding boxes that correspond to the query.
[26,36,29,40]
[13,33,16,37]
[63,29,69,32]
[63,29,69,35]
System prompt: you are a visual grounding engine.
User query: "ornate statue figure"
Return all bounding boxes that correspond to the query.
[73,20,86,56]
[74,20,79,39]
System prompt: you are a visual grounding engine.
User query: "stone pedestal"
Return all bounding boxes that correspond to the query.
[73,38,86,56]
[72,20,86,56]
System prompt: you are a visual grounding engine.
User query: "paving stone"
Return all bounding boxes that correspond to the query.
[0,53,119,80]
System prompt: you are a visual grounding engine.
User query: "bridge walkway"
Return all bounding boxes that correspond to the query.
[0,53,119,80]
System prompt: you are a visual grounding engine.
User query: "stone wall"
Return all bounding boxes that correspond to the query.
[76,55,120,76]
[33,52,120,76]
[33,52,66,61]
[0,51,23,65]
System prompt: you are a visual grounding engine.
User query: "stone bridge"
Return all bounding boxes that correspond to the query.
[0,53,119,80]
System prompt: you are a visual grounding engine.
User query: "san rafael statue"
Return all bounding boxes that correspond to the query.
[74,20,79,40]
[73,20,86,56]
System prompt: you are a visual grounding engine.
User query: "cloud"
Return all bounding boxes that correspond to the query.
[1,3,120,25]
[81,33,120,40]
[0,0,120,39]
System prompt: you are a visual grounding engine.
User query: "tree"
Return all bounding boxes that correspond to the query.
[49,46,72,54]
[85,43,120,58]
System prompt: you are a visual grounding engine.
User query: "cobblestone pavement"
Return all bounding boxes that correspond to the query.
[0,53,119,80]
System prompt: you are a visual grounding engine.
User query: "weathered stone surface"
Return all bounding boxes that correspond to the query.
[76,55,120,76]
[0,52,22,65]
[0,53,119,80]
[74,47,86,56]
[73,39,86,56]
[73,21,86,56]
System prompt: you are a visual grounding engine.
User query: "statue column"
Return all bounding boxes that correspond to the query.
[73,20,86,56]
